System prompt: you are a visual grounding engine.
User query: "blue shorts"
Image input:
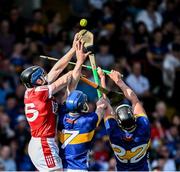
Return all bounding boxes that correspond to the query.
[116,161,149,171]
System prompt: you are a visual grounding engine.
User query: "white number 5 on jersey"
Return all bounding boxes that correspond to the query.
[25,103,39,122]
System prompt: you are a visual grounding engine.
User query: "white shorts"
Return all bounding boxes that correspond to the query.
[28,137,62,171]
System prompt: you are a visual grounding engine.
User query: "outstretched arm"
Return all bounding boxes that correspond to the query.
[97,67,106,98]
[95,97,108,126]
[67,40,91,92]
[47,34,78,84]
[97,67,115,120]
[59,40,91,102]
[50,71,72,95]
[108,70,146,115]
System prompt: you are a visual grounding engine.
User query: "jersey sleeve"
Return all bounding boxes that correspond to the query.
[84,112,99,129]
[91,112,99,127]
[134,115,150,143]
[34,85,52,101]
[104,117,119,135]
[94,112,102,127]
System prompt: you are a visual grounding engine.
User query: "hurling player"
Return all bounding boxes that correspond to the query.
[58,90,108,172]
[57,35,108,172]
[98,68,151,171]
[20,35,89,170]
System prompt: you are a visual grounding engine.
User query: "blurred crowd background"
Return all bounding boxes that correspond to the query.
[0,0,180,171]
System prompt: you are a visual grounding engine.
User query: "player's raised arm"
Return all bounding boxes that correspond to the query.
[96,67,108,120]
[46,33,78,84]
[50,70,72,95]
[97,67,106,98]
[95,97,109,126]
[108,70,146,115]
[67,40,91,92]
[97,67,115,120]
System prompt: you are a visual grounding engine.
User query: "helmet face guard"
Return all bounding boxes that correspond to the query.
[20,66,47,88]
[31,68,46,86]
[115,104,136,132]
[66,90,89,113]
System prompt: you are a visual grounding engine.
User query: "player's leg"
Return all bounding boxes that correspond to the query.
[28,137,41,170]
[28,137,63,171]
[45,138,63,171]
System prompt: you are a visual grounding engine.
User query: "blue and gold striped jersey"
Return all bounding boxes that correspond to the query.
[58,110,100,170]
[104,114,150,171]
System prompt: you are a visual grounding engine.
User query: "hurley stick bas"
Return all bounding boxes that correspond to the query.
[78,29,102,98]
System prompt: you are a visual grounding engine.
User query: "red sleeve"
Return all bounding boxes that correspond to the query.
[34,85,52,101]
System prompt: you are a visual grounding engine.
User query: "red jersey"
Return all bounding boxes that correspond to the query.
[24,85,58,137]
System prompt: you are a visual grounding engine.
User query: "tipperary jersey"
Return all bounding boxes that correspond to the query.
[104,114,150,171]
[58,108,100,170]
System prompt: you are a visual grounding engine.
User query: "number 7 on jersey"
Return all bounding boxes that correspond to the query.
[59,130,79,149]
